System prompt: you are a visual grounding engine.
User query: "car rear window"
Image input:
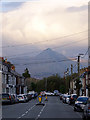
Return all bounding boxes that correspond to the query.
[18,96,23,98]
[77,97,88,102]
[2,94,9,98]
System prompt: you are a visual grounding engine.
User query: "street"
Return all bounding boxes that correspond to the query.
[2,96,83,120]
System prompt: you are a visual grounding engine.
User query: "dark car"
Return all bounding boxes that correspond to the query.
[69,94,77,105]
[82,98,90,120]
[2,93,15,105]
[27,93,32,100]
[74,96,88,112]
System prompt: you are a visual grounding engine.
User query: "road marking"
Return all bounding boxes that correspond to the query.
[35,103,46,120]
[17,104,35,119]
[25,111,28,114]
[18,117,21,119]
[22,114,25,117]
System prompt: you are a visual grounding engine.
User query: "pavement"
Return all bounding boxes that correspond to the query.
[2,96,83,120]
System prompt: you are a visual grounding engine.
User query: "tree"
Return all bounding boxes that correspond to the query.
[22,68,31,78]
[59,85,66,94]
[31,82,36,91]
[75,77,82,96]
[35,74,66,93]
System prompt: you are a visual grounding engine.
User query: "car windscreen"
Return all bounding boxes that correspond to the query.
[77,97,88,102]
[67,96,71,98]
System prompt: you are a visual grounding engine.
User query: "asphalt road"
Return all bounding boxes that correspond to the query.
[2,96,83,120]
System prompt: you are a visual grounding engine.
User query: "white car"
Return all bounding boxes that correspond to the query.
[17,94,27,102]
[50,92,54,96]
[45,92,52,96]
[66,95,71,104]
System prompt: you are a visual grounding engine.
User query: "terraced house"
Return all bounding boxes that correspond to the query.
[70,67,90,97]
[0,57,27,95]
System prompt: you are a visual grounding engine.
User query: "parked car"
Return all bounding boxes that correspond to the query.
[60,94,64,100]
[50,92,54,96]
[45,92,53,96]
[11,95,17,104]
[15,95,19,103]
[34,92,38,98]
[27,93,32,100]
[40,91,46,96]
[62,94,68,103]
[2,93,15,104]
[66,95,71,104]
[74,96,88,112]
[23,94,29,102]
[17,94,27,103]
[54,90,59,96]
[69,94,77,105]
[82,97,90,120]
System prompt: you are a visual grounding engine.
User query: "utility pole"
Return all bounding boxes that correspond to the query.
[76,55,80,96]
[84,68,88,96]
[77,54,84,96]
[71,64,73,74]
[66,68,70,94]
[77,55,80,75]
[71,64,73,94]
[45,78,47,92]
[84,73,86,96]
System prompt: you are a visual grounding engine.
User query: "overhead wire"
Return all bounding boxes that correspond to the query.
[1,30,88,48]
[14,58,77,66]
[4,37,88,59]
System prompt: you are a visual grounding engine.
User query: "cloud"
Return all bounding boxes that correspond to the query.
[66,5,88,12]
[0,2,24,12]
[1,0,88,58]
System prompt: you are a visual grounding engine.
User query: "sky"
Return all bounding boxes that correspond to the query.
[0,0,89,62]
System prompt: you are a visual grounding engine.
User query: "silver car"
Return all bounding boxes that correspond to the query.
[82,98,90,120]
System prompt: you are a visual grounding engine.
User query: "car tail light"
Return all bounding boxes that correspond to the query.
[9,96,11,100]
[88,107,90,110]
[22,97,23,99]
[71,97,73,100]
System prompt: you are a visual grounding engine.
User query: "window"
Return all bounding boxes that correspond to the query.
[2,88,6,93]
[8,75,11,85]
[2,74,6,84]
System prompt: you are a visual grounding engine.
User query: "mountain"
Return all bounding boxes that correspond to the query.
[36,48,67,60]
[11,48,76,79]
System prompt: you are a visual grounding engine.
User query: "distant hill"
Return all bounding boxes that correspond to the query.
[11,48,77,79]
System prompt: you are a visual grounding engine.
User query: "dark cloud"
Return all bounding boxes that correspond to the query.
[66,5,88,12]
[1,2,24,12]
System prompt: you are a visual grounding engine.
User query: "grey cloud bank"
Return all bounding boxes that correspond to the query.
[66,5,88,12]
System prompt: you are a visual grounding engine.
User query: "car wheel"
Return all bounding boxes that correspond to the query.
[10,101,13,105]
[74,107,76,111]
